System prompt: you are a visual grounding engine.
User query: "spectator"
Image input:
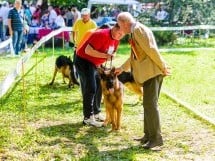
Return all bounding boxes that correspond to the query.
[0,3,3,41]
[64,7,74,27]
[29,3,36,15]
[8,0,26,56]
[155,7,168,22]
[40,10,49,28]
[73,8,97,47]
[23,4,32,25]
[0,1,10,41]
[72,5,81,24]
[74,23,124,127]
[73,8,97,60]
[55,10,65,28]
[48,5,57,25]
[32,5,41,24]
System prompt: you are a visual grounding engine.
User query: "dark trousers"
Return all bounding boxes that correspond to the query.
[143,75,163,141]
[74,56,102,119]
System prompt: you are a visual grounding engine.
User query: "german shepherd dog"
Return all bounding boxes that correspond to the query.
[98,67,123,131]
[117,71,143,100]
[49,55,79,88]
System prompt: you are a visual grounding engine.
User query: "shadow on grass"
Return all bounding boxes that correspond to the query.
[38,122,156,160]
[32,101,81,115]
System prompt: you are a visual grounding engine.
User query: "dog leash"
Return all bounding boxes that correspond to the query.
[104,56,113,70]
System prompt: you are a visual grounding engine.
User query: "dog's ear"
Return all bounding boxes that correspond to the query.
[110,67,116,74]
[97,67,104,75]
[97,67,106,80]
[100,64,106,70]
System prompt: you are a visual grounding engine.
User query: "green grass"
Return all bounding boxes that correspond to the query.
[162,50,215,120]
[163,37,215,48]
[0,45,214,160]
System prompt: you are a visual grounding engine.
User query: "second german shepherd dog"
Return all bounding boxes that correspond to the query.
[49,55,79,88]
[98,67,123,131]
[117,71,143,100]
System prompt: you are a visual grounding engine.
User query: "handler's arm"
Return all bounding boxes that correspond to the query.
[85,44,112,59]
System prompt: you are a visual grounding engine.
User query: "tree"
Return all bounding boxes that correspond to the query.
[137,0,215,26]
[48,0,88,9]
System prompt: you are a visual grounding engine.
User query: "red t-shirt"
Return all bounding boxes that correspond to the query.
[76,28,119,67]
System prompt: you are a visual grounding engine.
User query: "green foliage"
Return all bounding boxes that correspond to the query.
[49,0,88,8]
[167,0,215,25]
[153,31,177,45]
[137,0,215,26]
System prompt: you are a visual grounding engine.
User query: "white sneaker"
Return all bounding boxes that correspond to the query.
[94,113,105,122]
[83,115,103,127]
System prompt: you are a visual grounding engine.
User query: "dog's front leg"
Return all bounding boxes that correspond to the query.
[110,107,117,131]
[116,105,123,130]
[68,75,72,88]
[49,67,58,85]
[103,101,110,127]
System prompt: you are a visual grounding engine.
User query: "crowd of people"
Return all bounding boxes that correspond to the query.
[0,0,93,56]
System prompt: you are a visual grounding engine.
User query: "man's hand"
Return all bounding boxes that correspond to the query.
[163,66,171,76]
[114,67,123,75]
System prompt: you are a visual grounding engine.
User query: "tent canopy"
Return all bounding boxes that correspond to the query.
[87,0,140,9]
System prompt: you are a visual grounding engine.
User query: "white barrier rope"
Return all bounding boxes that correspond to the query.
[0,38,15,56]
[0,25,214,98]
[0,27,72,98]
[150,25,215,31]
[159,48,215,52]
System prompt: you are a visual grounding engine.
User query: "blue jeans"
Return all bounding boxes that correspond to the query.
[74,56,102,119]
[12,30,23,55]
[0,21,3,41]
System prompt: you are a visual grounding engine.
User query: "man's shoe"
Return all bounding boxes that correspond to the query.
[134,136,149,144]
[143,140,163,149]
[83,115,103,127]
[94,113,105,122]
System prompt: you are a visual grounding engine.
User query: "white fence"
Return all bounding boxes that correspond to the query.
[0,25,215,98]
[0,27,72,98]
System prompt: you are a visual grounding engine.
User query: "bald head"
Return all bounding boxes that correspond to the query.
[117,12,135,24]
[117,12,135,34]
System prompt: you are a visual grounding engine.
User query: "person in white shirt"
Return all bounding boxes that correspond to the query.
[155,8,168,21]
[55,10,65,28]
[0,1,10,40]
[48,5,57,25]
[72,5,81,24]
[29,3,36,15]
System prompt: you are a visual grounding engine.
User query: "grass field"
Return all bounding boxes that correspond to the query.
[0,45,214,160]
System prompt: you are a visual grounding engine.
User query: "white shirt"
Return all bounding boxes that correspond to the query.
[29,5,36,15]
[156,10,168,21]
[55,15,65,27]
[49,9,57,24]
[0,6,10,25]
